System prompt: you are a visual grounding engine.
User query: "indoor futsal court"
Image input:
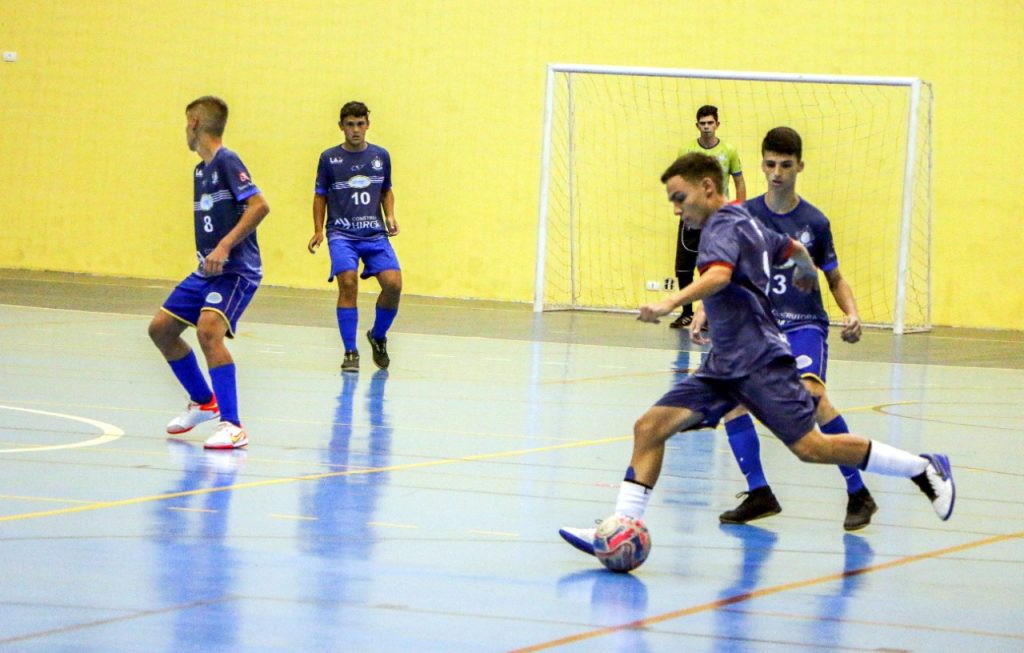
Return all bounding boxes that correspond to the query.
[1,270,1022,652]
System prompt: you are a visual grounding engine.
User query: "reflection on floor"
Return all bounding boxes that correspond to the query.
[0,272,1022,652]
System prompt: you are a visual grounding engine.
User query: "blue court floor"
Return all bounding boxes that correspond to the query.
[1,272,1022,652]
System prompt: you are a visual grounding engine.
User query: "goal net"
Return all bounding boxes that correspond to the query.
[534,65,932,334]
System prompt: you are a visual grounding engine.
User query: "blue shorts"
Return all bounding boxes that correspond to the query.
[328,237,400,281]
[654,356,817,444]
[161,273,259,338]
[785,326,829,383]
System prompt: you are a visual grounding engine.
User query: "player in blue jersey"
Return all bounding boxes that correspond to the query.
[309,101,401,373]
[692,127,877,530]
[148,96,269,449]
[559,153,954,562]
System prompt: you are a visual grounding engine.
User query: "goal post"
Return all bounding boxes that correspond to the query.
[534,64,933,334]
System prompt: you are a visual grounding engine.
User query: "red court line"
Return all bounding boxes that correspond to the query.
[509,530,1024,652]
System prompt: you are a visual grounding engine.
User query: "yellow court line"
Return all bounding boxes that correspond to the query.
[509,530,1024,653]
[0,494,98,505]
[0,435,631,524]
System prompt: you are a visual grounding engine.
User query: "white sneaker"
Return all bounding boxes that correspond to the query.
[558,526,597,556]
[166,396,220,434]
[917,453,955,520]
[203,421,248,450]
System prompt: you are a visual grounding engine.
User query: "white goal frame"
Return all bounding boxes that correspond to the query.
[533,63,932,334]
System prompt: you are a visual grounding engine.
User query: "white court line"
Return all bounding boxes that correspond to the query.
[0,405,124,453]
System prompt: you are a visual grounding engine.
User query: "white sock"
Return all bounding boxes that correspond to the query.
[863,441,928,477]
[614,481,651,519]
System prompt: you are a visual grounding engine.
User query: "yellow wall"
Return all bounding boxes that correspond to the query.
[1,1,1021,329]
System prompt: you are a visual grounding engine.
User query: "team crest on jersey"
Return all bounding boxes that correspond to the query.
[206,292,224,304]
[199,194,214,211]
[348,175,372,189]
[797,227,813,246]
[371,156,383,171]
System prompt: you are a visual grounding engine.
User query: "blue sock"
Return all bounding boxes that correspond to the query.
[209,364,239,426]
[168,351,213,404]
[821,415,866,493]
[336,307,359,352]
[725,414,768,491]
[372,307,398,340]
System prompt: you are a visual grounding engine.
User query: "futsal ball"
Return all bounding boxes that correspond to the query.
[593,514,651,573]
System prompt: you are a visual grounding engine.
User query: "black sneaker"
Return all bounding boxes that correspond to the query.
[719,486,782,524]
[843,487,878,531]
[365,330,390,369]
[341,350,360,373]
[669,314,693,329]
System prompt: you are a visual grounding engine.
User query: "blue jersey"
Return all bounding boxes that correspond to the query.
[696,204,795,379]
[745,195,836,332]
[192,147,263,283]
[315,143,392,241]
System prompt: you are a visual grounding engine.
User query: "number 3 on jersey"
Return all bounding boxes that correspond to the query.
[771,273,787,295]
[761,252,787,295]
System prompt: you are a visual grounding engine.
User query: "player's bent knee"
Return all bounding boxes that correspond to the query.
[195,315,228,348]
[378,271,402,293]
[148,313,178,345]
[788,431,829,463]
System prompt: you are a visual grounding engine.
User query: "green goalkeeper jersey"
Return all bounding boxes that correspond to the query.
[678,139,743,199]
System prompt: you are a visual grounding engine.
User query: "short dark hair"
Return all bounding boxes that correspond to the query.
[660,152,724,194]
[762,126,802,160]
[186,96,228,137]
[339,101,370,122]
[696,105,719,122]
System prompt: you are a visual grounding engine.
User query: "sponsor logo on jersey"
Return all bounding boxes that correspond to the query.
[348,175,372,189]
[211,170,219,185]
[199,194,214,211]
[239,171,250,183]
[371,156,383,171]
[195,169,204,178]
[330,157,345,164]
[206,292,224,304]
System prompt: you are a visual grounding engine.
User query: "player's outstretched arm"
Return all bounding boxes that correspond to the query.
[309,194,327,253]
[824,268,862,343]
[638,265,731,324]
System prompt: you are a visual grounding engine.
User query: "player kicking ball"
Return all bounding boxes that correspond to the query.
[559,153,954,563]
